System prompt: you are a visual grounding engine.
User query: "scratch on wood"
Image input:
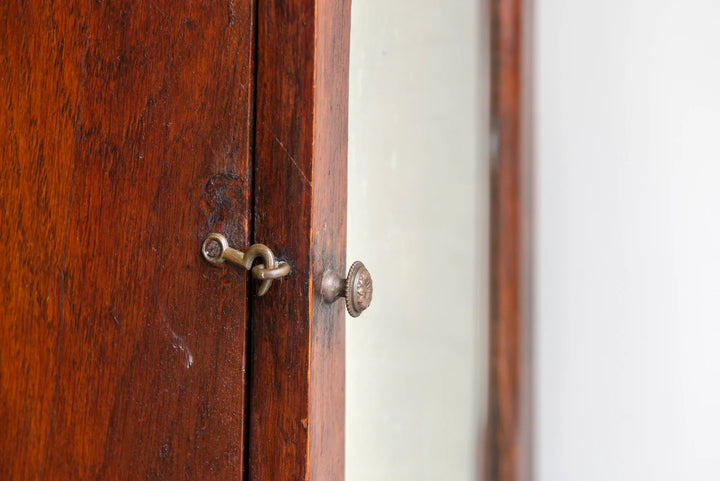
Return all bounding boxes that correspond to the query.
[275,136,310,186]
[162,314,194,369]
[109,307,120,329]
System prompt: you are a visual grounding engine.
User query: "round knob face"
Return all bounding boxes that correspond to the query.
[346,261,372,317]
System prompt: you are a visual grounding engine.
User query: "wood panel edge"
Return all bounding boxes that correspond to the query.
[249,0,351,480]
[308,1,351,480]
[484,0,533,480]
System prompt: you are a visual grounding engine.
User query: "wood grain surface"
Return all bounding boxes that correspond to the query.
[0,1,255,478]
[484,0,532,480]
[248,1,351,480]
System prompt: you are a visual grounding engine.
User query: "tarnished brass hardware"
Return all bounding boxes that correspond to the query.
[321,261,373,317]
[201,233,290,296]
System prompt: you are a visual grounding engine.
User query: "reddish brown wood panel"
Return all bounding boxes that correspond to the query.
[248,1,351,480]
[0,1,255,479]
[485,0,532,480]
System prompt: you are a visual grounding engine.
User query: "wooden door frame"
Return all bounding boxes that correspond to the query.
[485,0,533,480]
[0,1,351,479]
[248,1,351,480]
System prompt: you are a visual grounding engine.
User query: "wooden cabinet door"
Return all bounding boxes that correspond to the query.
[0,1,349,480]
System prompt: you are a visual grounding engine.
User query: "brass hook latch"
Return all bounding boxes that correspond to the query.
[201,233,291,296]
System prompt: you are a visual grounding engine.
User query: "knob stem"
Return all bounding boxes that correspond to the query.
[321,270,346,304]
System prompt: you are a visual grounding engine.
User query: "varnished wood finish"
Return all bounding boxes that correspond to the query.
[485,0,532,480]
[0,1,255,478]
[248,1,351,480]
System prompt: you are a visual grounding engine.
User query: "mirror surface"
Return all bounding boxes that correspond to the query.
[346,2,487,480]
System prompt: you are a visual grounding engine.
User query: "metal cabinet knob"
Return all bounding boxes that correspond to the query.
[321,261,373,317]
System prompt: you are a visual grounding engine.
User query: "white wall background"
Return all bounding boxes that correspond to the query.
[535,1,720,480]
[346,1,485,480]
